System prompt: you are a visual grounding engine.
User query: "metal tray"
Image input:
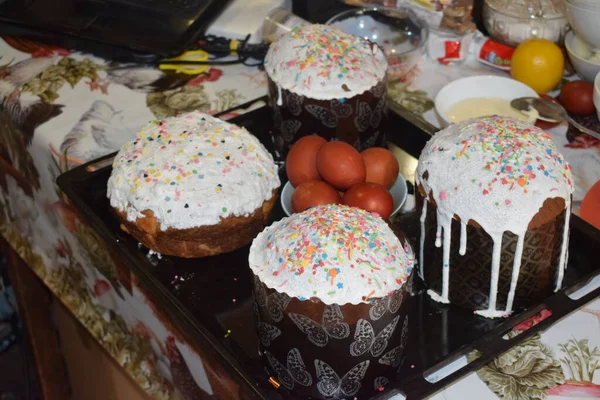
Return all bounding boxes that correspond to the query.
[57,102,600,399]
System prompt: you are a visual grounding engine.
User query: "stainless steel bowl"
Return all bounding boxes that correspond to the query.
[327,7,428,80]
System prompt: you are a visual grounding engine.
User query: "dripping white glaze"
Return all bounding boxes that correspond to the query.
[427,289,451,304]
[504,234,525,313]
[416,116,573,317]
[555,198,572,291]
[459,221,467,256]
[276,84,283,106]
[439,212,452,302]
[564,248,570,287]
[475,232,504,318]
[435,224,442,247]
[419,199,428,280]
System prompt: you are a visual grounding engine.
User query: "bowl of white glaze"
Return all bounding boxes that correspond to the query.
[281,174,408,217]
[434,75,539,127]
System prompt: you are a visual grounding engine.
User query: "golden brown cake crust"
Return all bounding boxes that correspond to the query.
[115,190,278,258]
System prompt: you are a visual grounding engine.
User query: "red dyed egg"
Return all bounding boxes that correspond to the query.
[343,182,394,220]
[361,147,399,189]
[292,180,342,213]
[316,142,366,190]
[286,135,327,187]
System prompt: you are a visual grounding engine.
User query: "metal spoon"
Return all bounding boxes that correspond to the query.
[511,97,600,140]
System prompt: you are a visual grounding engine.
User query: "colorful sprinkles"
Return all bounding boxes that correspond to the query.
[416,115,573,234]
[441,117,573,196]
[264,24,387,98]
[107,112,280,230]
[249,204,414,305]
[416,116,574,317]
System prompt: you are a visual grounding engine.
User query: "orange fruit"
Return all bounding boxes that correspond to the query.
[511,39,564,94]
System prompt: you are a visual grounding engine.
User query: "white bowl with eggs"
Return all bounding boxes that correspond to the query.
[434,75,539,127]
[565,31,600,82]
[281,174,408,218]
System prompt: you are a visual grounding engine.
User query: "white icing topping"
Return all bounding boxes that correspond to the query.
[555,205,571,291]
[477,232,504,318]
[264,24,388,100]
[427,289,450,304]
[505,235,525,313]
[107,111,280,230]
[418,199,427,280]
[439,210,452,302]
[459,221,467,256]
[248,204,414,305]
[416,116,573,317]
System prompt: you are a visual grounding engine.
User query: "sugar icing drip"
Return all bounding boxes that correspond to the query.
[435,224,442,247]
[427,289,450,304]
[264,24,388,100]
[107,111,280,230]
[416,116,573,317]
[439,213,452,303]
[248,204,414,305]
[459,221,467,256]
[419,199,428,280]
[276,85,283,106]
[475,233,504,318]
[555,199,571,291]
[504,235,525,313]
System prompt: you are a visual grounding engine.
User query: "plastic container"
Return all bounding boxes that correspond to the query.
[327,7,429,79]
[262,7,309,43]
[483,0,569,47]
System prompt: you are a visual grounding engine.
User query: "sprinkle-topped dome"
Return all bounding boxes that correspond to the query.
[249,204,414,305]
[416,116,573,317]
[264,24,388,100]
[107,111,280,230]
[416,115,573,236]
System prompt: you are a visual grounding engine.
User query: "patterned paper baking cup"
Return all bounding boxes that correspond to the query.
[419,194,566,313]
[252,273,410,399]
[266,76,388,156]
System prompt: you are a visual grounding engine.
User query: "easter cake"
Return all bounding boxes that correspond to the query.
[107,111,280,258]
[416,116,573,317]
[264,23,389,154]
[249,204,414,399]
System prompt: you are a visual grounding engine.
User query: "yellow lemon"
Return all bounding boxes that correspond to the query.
[511,39,564,94]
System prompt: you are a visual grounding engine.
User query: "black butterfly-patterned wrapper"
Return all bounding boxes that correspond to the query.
[267,76,389,156]
[252,271,411,399]
[416,190,568,313]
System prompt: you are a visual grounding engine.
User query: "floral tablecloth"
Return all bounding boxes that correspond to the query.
[0,32,599,400]
[387,53,600,400]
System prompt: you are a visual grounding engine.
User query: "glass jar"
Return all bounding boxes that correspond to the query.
[262,7,309,43]
[483,0,569,47]
[327,8,429,80]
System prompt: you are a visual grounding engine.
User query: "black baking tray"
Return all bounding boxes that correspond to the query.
[57,101,600,400]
